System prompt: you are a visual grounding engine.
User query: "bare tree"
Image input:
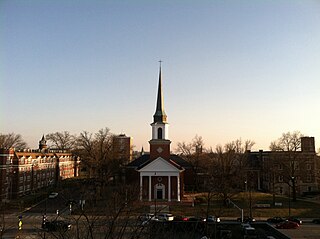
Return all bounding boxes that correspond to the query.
[46,131,76,150]
[0,133,27,149]
[269,131,304,201]
[206,139,255,205]
[76,128,120,183]
[176,135,207,191]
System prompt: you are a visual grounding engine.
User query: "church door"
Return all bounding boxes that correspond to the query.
[155,183,165,200]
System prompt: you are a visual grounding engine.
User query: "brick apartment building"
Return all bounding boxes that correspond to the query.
[246,136,320,196]
[0,135,79,201]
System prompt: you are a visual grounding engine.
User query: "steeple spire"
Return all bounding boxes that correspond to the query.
[153,61,167,123]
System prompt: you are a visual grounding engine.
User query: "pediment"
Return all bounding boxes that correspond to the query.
[138,157,181,172]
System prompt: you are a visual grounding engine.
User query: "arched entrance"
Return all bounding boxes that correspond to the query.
[155,183,165,200]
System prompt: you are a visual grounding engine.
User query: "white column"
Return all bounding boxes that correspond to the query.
[168,176,171,201]
[177,175,180,201]
[139,175,143,201]
[257,171,261,190]
[149,176,152,201]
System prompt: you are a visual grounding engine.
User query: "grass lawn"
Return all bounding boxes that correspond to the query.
[169,192,320,219]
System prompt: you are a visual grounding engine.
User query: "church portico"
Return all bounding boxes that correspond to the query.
[139,171,181,201]
[138,155,183,202]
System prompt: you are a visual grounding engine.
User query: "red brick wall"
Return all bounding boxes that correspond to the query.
[170,176,177,200]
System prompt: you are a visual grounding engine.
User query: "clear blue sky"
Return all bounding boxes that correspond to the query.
[1,0,320,152]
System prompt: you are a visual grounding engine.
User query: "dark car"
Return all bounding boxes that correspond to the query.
[188,217,205,222]
[267,217,285,223]
[205,215,221,223]
[42,220,71,232]
[312,218,320,224]
[287,217,302,225]
[275,220,299,229]
[237,217,256,223]
[243,226,258,239]
[173,215,189,221]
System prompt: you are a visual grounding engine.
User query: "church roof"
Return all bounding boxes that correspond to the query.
[126,153,191,170]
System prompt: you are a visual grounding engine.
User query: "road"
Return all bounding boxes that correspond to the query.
[1,195,320,239]
[279,223,320,239]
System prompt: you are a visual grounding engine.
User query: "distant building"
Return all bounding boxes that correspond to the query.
[126,65,191,202]
[246,136,320,196]
[113,134,132,164]
[0,136,79,201]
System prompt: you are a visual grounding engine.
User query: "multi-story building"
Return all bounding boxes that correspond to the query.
[113,134,132,164]
[247,136,320,196]
[0,136,79,201]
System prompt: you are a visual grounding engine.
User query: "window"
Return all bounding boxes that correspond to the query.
[278,164,283,170]
[157,128,163,139]
[307,175,311,182]
[278,175,283,182]
[307,164,311,170]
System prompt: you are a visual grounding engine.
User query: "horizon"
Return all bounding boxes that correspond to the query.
[2,1,320,152]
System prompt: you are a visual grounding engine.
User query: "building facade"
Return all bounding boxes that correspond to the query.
[247,136,320,196]
[113,134,133,164]
[0,136,79,201]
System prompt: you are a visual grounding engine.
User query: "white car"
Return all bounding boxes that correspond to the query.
[48,192,58,199]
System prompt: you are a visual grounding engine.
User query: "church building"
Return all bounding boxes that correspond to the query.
[126,65,191,202]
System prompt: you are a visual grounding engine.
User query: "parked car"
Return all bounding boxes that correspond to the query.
[173,215,189,221]
[267,217,285,223]
[48,192,58,199]
[188,217,205,222]
[157,213,174,221]
[243,226,258,239]
[42,220,71,232]
[205,215,220,223]
[237,217,256,223]
[138,213,157,226]
[275,220,299,229]
[287,217,302,225]
[312,218,320,224]
[139,213,155,221]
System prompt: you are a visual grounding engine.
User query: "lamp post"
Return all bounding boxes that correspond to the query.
[31,163,34,193]
[288,183,291,217]
[288,176,295,217]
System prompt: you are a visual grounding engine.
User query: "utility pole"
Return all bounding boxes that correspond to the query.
[227,199,243,222]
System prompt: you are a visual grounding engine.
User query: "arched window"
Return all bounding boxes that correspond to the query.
[157,128,163,139]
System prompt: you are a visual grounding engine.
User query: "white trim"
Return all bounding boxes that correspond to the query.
[168,176,171,202]
[148,176,151,201]
[138,157,183,173]
[177,176,181,201]
[139,175,143,201]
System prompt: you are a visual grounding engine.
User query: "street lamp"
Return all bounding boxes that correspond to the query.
[288,176,295,217]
